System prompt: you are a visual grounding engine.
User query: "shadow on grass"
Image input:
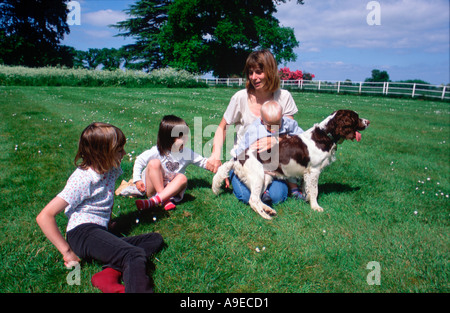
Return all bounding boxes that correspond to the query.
[109,208,170,237]
[319,182,361,195]
[109,189,201,237]
[188,177,214,189]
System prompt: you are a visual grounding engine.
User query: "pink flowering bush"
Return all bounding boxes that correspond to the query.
[279,67,315,81]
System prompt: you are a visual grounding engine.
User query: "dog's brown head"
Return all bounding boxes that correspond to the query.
[326,110,370,143]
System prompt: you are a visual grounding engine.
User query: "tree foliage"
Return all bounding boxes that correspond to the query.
[112,0,170,72]
[73,48,125,71]
[0,0,71,67]
[115,0,302,76]
[365,69,390,82]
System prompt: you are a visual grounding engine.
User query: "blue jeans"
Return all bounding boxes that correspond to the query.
[230,170,288,204]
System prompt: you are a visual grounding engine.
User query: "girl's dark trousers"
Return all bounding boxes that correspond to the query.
[67,223,164,293]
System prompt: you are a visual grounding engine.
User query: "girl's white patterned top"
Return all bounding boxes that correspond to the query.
[58,166,122,232]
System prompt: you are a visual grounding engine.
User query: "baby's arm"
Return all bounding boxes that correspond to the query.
[234,123,264,156]
[36,197,80,267]
[288,118,304,136]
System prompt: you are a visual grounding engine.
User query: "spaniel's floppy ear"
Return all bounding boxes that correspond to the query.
[333,110,358,139]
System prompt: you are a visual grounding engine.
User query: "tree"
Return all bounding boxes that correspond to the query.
[73,48,125,70]
[97,48,122,71]
[74,49,102,70]
[365,69,390,82]
[0,0,71,67]
[112,0,169,72]
[115,0,303,76]
[302,72,314,80]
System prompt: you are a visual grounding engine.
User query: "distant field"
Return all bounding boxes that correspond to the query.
[0,86,448,292]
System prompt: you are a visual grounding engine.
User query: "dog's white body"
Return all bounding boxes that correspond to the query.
[212,110,370,219]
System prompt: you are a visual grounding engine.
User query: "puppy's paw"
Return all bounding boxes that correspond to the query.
[262,203,277,216]
[311,205,324,212]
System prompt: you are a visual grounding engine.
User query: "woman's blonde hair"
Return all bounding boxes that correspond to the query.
[244,49,280,93]
[75,122,126,174]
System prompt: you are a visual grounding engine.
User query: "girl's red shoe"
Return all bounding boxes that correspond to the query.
[91,267,125,293]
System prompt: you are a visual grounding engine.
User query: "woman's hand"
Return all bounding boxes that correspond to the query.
[207,156,230,188]
[206,156,222,173]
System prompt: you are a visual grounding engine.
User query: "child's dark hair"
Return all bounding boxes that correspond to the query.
[157,115,189,156]
[75,122,126,174]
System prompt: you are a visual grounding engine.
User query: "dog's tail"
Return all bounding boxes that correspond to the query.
[212,160,234,195]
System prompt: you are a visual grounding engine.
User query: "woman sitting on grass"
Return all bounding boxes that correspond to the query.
[134,115,212,211]
[206,49,304,204]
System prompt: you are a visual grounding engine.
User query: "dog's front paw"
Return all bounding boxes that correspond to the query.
[311,205,324,212]
[249,200,274,220]
[252,206,273,220]
[211,177,222,195]
[262,203,277,216]
[211,184,220,195]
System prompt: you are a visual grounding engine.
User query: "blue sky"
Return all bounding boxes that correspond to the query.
[62,0,449,85]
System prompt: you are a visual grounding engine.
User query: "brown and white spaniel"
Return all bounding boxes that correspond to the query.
[212,110,370,219]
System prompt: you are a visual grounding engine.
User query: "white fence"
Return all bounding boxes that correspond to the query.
[197,78,450,101]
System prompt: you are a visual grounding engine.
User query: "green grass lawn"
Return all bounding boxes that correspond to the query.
[0,86,448,293]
